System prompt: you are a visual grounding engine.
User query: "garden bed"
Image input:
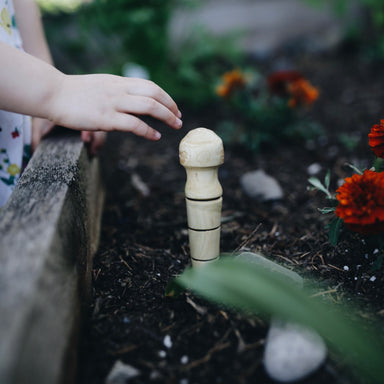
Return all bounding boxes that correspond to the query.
[77,49,384,384]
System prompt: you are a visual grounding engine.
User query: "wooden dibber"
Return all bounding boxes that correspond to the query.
[179,128,224,267]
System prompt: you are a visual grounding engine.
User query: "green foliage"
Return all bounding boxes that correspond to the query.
[80,0,174,78]
[301,0,349,16]
[373,156,384,172]
[327,216,343,245]
[168,256,384,383]
[308,170,334,199]
[338,133,360,152]
[308,171,343,245]
[37,0,83,13]
[302,0,384,59]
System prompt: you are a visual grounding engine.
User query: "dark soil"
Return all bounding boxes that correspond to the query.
[77,49,384,384]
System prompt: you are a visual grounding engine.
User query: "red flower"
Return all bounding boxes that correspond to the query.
[335,170,384,234]
[267,70,303,94]
[368,120,384,158]
[267,70,319,107]
[12,129,19,139]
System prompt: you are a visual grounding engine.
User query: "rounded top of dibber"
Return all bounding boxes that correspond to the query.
[179,128,224,167]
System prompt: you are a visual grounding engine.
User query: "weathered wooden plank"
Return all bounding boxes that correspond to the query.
[0,130,104,384]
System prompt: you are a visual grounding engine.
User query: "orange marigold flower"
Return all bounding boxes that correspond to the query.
[267,70,303,95]
[335,170,384,235]
[215,69,247,98]
[368,119,384,158]
[287,78,319,108]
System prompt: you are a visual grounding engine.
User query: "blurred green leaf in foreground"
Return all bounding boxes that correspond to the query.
[167,256,384,383]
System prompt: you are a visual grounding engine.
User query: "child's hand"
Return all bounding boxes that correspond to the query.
[48,74,182,140]
[81,131,107,156]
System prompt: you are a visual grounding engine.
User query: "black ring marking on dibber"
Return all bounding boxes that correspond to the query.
[186,196,222,202]
[188,225,221,232]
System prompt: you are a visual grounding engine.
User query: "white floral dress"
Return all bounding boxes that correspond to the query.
[0,0,31,208]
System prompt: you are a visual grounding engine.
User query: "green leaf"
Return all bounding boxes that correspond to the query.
[324,169,331,190]
[373,157,384,172]
[317,207,336,214]
[345,163,364,175]
[328,216,342,246]
[308,177,331,198]
[175,257,384,383]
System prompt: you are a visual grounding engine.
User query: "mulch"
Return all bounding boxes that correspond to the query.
[77,49,384,384]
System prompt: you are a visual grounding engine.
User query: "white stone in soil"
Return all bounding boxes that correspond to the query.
[307,163,322,175]
[105,360,140,384]
[163,334,172,348]
[264,320,327,383]
[240,170,283,201]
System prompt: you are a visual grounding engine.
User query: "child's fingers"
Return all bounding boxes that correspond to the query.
[81,131,92,143]
[113,113,162,141]
[125,78,181,118]
[117,95,182,130]
[90,132,107,154]
[81,131,107,156]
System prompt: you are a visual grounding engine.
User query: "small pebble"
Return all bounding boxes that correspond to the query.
[158,350,167,358]
[370,276,377,282]
[180,355,189,364]
[106,360,140,384]
[150,370,161,380]
[343,266,349,271]
[307,163,322,175]
[163,335,172,349]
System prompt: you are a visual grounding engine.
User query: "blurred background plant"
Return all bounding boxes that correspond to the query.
[39,0,243,109]
[302,0,384,59]
[214,68,323,152]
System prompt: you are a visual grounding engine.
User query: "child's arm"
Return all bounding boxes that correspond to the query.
[13,0,58,151]
[13,0,53,65]
[0,42,182,141]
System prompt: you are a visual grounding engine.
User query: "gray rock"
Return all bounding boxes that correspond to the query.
[264,320,327,383]
[240,170,283,201]
[106,360,140,384]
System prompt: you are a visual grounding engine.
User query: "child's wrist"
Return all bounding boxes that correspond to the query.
[44,71,67,124]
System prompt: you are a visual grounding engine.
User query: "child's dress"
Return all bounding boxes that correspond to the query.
[0,0,31,208]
